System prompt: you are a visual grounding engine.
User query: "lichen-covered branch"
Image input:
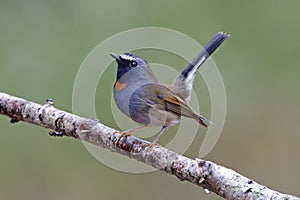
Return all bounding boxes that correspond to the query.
[0,91,298,200]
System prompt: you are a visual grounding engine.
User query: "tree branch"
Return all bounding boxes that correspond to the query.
[0,91,298,200]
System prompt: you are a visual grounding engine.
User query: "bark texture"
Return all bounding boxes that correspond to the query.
[0,92,298,200]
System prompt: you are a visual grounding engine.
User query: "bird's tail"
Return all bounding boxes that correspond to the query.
[180,32,230,79]
[173,32,230,102]
[194,113,213,127]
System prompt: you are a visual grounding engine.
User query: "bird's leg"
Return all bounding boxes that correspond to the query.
[115,125,147,144]
[146,126,168,152]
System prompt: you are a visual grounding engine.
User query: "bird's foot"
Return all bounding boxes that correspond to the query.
[145,141,161,153]
[144,126,166,153]
[114,130,132,145]
[114,126,147,145]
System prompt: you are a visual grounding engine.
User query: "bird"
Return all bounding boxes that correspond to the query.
[110,32,229,149]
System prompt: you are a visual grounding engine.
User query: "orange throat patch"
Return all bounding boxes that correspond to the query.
[114,81,127,91]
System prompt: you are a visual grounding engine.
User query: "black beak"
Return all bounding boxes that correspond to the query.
[110,52,121,63]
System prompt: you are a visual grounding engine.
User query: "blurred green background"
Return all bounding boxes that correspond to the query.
[1,0,300,199]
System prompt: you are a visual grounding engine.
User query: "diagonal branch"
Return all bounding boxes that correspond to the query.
[0,91,298,200]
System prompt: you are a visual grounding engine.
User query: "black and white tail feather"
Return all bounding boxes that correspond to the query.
[172,32,230,103]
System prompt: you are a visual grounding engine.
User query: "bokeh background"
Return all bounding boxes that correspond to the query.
[1,1,300,199]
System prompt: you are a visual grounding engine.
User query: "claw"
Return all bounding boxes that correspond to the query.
[145,126,167,153]
[144,141,162,153]
[114,125,147,145]
[114,131,132,145]
[145,142,157,153]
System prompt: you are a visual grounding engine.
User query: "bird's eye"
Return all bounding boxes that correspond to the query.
[130,61,137,67]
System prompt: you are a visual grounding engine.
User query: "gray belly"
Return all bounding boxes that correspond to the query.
[128,85,180,127]
[114,82,180,127]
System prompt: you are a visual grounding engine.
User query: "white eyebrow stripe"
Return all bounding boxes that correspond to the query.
[120,54,134,61]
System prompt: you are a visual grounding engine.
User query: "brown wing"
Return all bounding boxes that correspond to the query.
[136,83,210,127]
